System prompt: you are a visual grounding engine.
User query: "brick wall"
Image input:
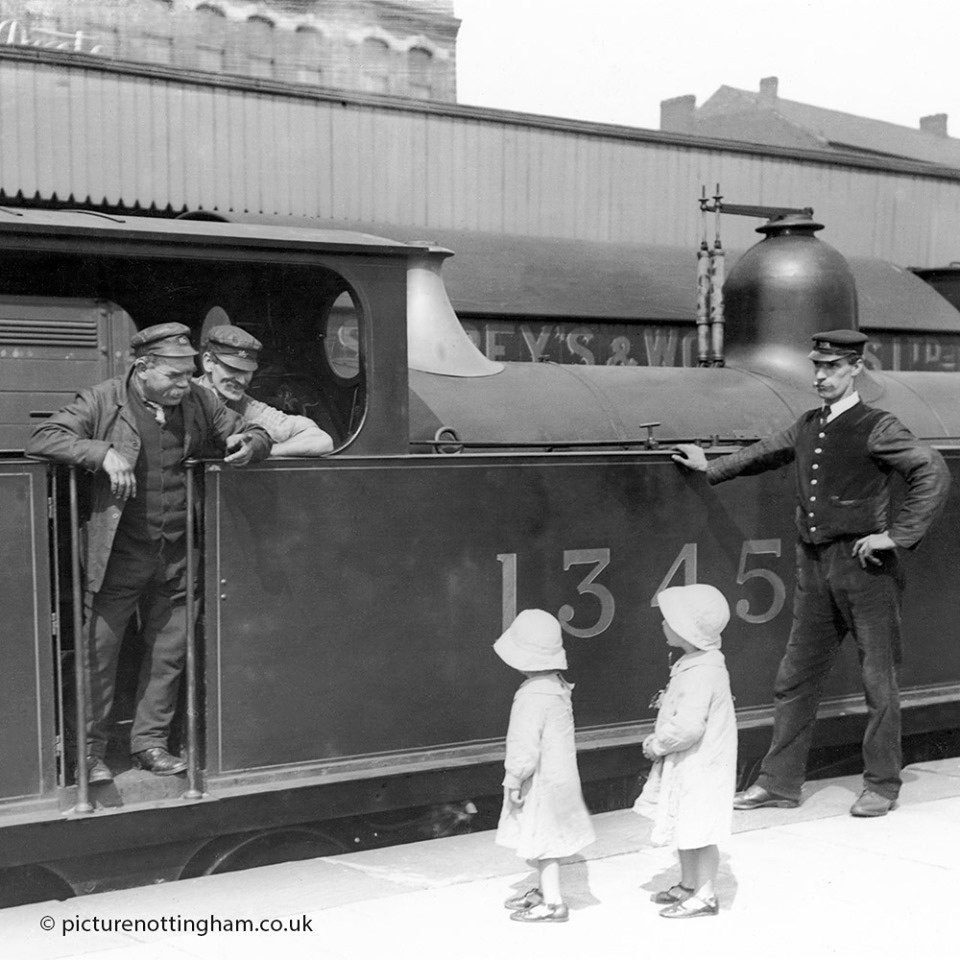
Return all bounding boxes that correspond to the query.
[0,0,459,99]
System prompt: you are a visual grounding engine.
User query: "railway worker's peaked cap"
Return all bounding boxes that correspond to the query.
[204,324,262,372]
[494,609,567,672]
[131,322,198,358]
[808,329,868,362]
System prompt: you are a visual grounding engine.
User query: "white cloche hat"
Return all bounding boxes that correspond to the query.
[657,584,730,651]
[493,609,568,672]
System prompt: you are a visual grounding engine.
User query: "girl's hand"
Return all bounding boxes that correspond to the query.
[508,787,524,809]
[642,734,660,761]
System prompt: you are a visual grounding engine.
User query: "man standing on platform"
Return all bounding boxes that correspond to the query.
[27,323,272,782]
[672,329,950,817]
[197,325,333,457]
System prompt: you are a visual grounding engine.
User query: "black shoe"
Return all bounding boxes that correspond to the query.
[131,747,187,776]
[850,789,897,817]
[76,756,113,784]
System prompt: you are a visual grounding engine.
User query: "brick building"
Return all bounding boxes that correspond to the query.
[661,76,960,168]
[0,0,459,99]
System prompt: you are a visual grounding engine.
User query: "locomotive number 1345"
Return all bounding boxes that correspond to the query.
[497,539,788,637]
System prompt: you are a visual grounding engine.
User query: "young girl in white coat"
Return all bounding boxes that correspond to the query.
[493,609,596,923]
[634,583,737,918]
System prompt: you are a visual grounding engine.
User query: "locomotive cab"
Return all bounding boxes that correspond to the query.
[0,209,417,825]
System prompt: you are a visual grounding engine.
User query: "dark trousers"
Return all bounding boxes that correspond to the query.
[757,538,905,801]
[84,533,189,757]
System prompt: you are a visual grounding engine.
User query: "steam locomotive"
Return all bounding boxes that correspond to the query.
[1,206,958,906]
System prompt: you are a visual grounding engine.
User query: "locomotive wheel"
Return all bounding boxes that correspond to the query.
[179,826,352,878]
[0,865,74,908]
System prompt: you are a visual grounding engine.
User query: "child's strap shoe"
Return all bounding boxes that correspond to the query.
[650,883,693,904]
[503,888,543,910]
[510,902,569,923]
[659,895,719,919]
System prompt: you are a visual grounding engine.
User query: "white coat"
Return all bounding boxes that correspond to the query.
[495,673,596,860]
[634,648,737,849]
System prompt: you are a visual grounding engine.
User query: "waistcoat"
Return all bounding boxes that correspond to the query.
[793,404,890,544]
[118,389,187,543]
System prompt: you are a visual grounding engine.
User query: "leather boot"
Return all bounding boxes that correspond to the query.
[131,747,187,776]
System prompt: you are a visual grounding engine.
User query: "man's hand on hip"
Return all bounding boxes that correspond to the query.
[852,532,897,568]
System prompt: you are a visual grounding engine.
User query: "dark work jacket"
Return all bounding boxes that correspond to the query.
[26,370,271,592]
[706,402,951,548]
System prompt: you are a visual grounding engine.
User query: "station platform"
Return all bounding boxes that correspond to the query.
[5,757,960,960]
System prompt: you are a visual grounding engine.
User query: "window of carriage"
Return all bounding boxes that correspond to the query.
[323,291,361,382]
[359,37,390,93]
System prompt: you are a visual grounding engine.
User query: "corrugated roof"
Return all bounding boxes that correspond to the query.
[226,214,960,331]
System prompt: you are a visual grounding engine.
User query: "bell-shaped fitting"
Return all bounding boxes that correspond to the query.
[724,214,858,381]
[407,243,503,377]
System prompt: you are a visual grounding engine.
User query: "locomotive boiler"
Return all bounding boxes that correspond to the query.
[0,207,958,906]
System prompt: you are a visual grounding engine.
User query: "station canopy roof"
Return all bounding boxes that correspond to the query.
[223,214,960,332]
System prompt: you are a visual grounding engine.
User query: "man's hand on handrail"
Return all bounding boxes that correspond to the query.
[224,433,258,466]
[671,443,709,473]
[102,448,136,499]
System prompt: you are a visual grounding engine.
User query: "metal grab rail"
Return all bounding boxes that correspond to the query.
[183,460,202,800]
[68,465,94,814]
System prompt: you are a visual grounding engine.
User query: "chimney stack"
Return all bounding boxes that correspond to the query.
[919,113,948,137]
[759,76,778,107]
[660,94,696,133]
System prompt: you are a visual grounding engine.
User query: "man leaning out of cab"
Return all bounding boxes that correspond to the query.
[196,324,333,457]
